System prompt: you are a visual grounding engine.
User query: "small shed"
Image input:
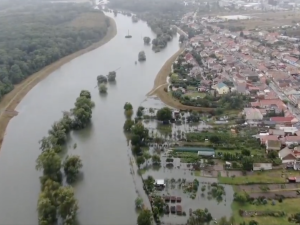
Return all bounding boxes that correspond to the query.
[176,205,182,215]
[164,196,170,202]
[170,196,176,203]
[253,163,272,171]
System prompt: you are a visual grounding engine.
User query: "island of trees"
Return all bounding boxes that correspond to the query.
[96,70,117,94]
[37,90,94,225]
[0,0,111,102]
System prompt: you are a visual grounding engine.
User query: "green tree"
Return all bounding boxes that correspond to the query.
[131,134,141,146]
[97,75,108,83]
[248,220,259,225]
[137,209,152,225]
[125,109,133,118]
[143,152,151,162]
[123,119,134,131]
[99,83,107,93]
[132,122,148,140]
[10,64,23,83]
[48,122,67,145]
[136,156,145,168]
[156,107,172,121]
[80,90,91,99]
[124,102,133,111]
[63,155,83,184]
[143,36,151,44]
[151,154,161,165]
[187,208,212,224]
[241,156,254,171]
[57,186,78,224]
[135,197,143,209]
[209,135,220,145]
[234,191,249,204]
[37,192,57,225]
[36,150,61,177]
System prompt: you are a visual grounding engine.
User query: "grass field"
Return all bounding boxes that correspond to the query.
[219,170,300,185]
[184,92,206,98]
[232,198,300,225]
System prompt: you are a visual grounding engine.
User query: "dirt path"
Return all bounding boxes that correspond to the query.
[147,47,214,112]
[0,17,117,150]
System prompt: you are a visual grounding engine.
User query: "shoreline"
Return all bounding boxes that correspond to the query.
[0,16,117,150]
[147,46,214,112]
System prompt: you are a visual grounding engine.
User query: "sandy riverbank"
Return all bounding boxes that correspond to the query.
[0,17,117,150]
[147,47,213,112]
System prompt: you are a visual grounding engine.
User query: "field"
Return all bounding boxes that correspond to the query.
[232,198,300,225]
[214,10,300,29]
[219,170,300,185]
[184,92,206,98]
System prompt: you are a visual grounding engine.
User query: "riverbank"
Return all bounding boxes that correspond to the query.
[0,16,117,151]
[147,47,214,112]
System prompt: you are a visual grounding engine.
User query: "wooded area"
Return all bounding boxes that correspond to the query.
[0,0,110,101]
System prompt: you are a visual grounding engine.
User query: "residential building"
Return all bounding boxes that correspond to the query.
[215,82,229,95]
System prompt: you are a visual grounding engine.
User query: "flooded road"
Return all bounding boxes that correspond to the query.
[0,12,180,225]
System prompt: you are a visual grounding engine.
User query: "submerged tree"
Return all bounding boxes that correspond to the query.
[48,122,67,146]
[97,75,107,84]
[63,155,83,184]
[79,90,91,99]
[36,150,61,177]
[57,186,78,224]
[124,102,133,111]
[137,209,153,225]
[107,71,116,82]
[72,95,95,129]
[143,36,151,44]
[156,107,172,121]
[123,119,134,131]
[151,154,161,165]
[99,83,107,93]
[187,208,212,225]
[135,197,143,209]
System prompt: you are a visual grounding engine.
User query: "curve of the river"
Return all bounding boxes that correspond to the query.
[0,12,180,225]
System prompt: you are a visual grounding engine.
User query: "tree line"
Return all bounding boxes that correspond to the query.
[0,1,110,101]
[36,90,94,225]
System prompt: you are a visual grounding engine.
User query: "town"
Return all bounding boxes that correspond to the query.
[125,3,300,225]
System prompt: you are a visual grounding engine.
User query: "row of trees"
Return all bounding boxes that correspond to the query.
[0,1,110,101]
[36,90,94,225]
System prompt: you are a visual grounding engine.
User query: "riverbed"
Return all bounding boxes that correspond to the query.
[0,12,180,225]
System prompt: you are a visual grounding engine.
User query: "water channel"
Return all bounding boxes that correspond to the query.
[0,12,180,225]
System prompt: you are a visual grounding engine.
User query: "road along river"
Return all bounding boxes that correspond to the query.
[0,12,180,225]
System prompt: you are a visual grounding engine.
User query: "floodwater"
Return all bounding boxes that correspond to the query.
[143,169,234,224]
[0,12,180,225]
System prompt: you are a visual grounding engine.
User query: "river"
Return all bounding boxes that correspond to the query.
[0,12,180,225]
